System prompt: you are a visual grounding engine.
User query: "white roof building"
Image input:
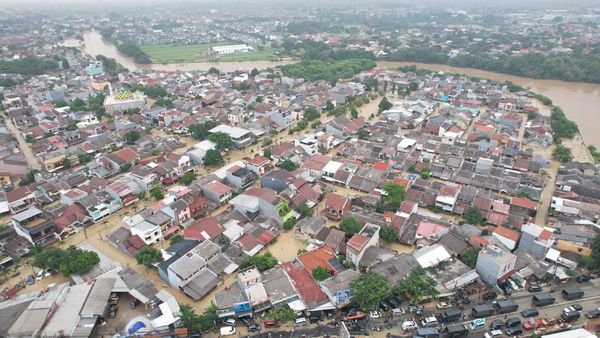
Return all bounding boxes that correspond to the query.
[412,244,451,268]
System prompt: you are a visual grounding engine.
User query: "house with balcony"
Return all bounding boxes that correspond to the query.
[238,267,270,313]
[226,165,256,191]
[53,204,92,240]
[161,198,192,227]
[435,184,461,213]
[322,193,351,221]
[106,176,143,207]
[202,180,233,205]
[229,187,295,225]
[246,155,272,176]
[476,245,516,285]
[209,125,252,148]
[76,190,123,222]
[267,110,294,130]
[6,186,37,214]
[346,223,380,267]
[12,207,56,245]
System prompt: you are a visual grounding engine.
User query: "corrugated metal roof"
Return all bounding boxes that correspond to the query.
[80,278,115,317]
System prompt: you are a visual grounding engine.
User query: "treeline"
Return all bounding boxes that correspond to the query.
[116,41,151,64]
[385,47,600,83]
[280,39,375,61]
[279,59,376,83]
[551,106,578,140]
[96,55,126,75]
[0,57,58,75]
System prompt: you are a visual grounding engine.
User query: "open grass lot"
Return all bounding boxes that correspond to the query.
[141,43,280,63]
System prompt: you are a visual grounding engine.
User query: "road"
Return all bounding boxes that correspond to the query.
[3,115,42,170]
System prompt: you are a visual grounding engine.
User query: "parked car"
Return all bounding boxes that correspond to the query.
[576,275,591,283]
[421,316,438,327]
[522,322,535,330]
[521,309,539,318]
[379,301,391,312]
[483,291,497,301]
[248,323,261,332]
[35,270,44,281]
[220,326,236,336]
[489,319,505,331]
[369,311,381,319]
[223,318,236,326]
[25,275,34,285]
[408,303,424,315]
[505,326,523,337]
[587,308,600,319]
[392,307,405,316]
[401,320,418,332]
[263,320,280,328]
[436,301,451,309]
[484,330,503,338]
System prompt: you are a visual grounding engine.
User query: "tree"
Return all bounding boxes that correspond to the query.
[340,216,362,235]
[582,234,600,270]
[203,149,223,166]
[304,107,320,121]
[180,171,197,185]
[378,97,392,113]
[135,246,163,268]
[325,100,335,111]
[464,207,485,225]
[188,121,218,140]
[395,267,439,303]
[380,226,398,243]
[312,266,329,281]
[283,217,297,231]
[552,144,574,163]
[420,167,431,179]
[208,132,234,151]
[151,186,164,201]
[78,154,92,164]
[279,159,297,171]
[357,129,369,139]
[296,203,313,218]
[33,246,100,276]
[208,67,220,75]
[60,156,71,169]
[268,306,297,323]
[124,130,140,145]
[407,164,416,173]
[296,120,308,131]
[179,304,200,333]
[383,183,406,205]
[239,252,278,272]
[311,120,321,129]
[25,134,35,143]
[170,234,183,245]
[459,248,480,268]
[350,272,390,311]
[351,107,359,118]
[263,149,271,158]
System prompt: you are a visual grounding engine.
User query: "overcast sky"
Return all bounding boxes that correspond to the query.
[0,0,597,10]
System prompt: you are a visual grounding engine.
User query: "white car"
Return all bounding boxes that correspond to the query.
[35,270,45,281]
[421,315,438,327]
[369,311,381,319]
[220,326,236,336]
[401,320,418,332]
[436,302,451,309]
[392,307,405,316]
[223,318,236,326]
[485,330,503,338]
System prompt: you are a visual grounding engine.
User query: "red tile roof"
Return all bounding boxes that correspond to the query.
[492,200,510,215]
[184,217,224,241]
[282,262,328,306]
[469,235,489,247]
[347,234,369,251]
[416,222,448,240]
[487,211,508,226]
[372,161,390,172]
[247,155,270,166]
[539,229,553,240]
[112,148,139,163]
[511,197,538,210]
[298,245,337,274]
[400,200,416,214]
[204,180,232,196]
[494,226,520,242]
[237,233,262,251]
[245,187,278,204]
[325,193,350,211]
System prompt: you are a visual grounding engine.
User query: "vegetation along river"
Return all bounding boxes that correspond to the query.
[67,31,600,148]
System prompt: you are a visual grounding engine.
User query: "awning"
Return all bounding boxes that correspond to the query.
[288,299,307,311]
[309,301,336,312]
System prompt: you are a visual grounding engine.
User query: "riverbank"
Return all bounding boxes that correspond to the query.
[376,61,600,149]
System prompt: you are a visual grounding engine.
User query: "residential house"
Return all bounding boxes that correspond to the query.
[492,226,520,251]
[5,186,37,214]
[322,193,351,221]
[476,245,516,285]
[229,187,295,225]
[346,223,380,268]
[435,184,461,212]
[517,223,555,259]
[209,125,252,148]
[202,180,233,205]
[12,207,56,245]
[246,156,272,176]
[261,169,295,193]
[226,165,256,191]
[53,204,92,240]
[320,269,361,309]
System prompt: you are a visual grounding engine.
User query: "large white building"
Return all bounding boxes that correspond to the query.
[103,90,147,116]
[212,44,254,55]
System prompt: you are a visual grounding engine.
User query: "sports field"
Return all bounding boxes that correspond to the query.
[140,43,279,63]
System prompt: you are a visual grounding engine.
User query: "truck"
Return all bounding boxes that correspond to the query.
[494,299,518,314]
[439,309,462,323]
[532,292,555,306]
[445,324,469,338]
[472,304,495,318]
[414,327,439,338]
[561,287,584,300]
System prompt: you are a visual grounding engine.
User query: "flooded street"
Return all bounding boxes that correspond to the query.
[4,116,41,170]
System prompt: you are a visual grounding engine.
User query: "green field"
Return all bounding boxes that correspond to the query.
[141,43,280,63]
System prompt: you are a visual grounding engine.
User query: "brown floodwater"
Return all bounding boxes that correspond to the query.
[377,61,600,148]
[62,33,600,147]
